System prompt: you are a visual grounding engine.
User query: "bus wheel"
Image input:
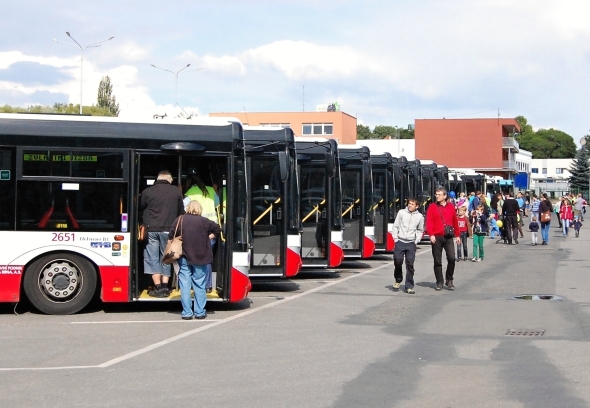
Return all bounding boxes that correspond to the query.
[23,254,98,315]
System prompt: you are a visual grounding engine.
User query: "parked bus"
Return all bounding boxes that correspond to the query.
[338,145,376,259]
[244,126,301,278]
[295,138,344,268]
[0,114,251,314]
[370,152,397,253]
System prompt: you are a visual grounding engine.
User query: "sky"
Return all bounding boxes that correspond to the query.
[1,0,589,142]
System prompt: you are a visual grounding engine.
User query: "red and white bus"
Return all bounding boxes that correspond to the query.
[0,114,251,314]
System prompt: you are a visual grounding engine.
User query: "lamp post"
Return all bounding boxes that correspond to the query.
[150,64,202,106]
[53,32,115,115]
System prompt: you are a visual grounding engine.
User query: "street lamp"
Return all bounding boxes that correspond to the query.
[53,32,115,115]
[150,64,202,106]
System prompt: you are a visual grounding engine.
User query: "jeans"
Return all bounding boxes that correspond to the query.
[177,256,207,318]
[473,233,485,259]
[541,221,550,243]
[562,219,570,235]
[457,232,468,259]
[393,241,417,289]
[144,232,172,276]
[431,236,456,284]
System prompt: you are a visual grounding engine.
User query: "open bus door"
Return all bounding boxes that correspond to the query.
[339,146,375,259]
[244,127,301,278]
[296,139,344,268]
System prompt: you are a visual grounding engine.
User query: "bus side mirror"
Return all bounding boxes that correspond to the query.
[325,152,335,177]
[278,151,289,182]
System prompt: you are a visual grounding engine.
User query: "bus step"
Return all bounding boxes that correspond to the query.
[137,289,220,301]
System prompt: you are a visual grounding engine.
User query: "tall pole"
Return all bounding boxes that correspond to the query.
[150,64,201,106]
[53,32,114,114]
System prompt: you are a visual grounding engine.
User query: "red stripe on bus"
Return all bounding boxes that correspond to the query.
[229,267,251,303]
[362,235,376,259]
[0,271,23,302]
[329,242,344,268]
[99,266,130,302]
[386,232,395,252]
[285,247,302,277]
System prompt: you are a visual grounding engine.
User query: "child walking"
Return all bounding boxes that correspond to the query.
[456,207,470,261]
[528,216,539,245]
[572,216,583,238]
[470,205,488,262]
[489,215,500,239]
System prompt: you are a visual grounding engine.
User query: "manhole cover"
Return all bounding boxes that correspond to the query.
[510,294,563,301]
[506,329,545,337]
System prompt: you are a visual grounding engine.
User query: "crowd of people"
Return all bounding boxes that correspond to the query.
[390,187,586,295]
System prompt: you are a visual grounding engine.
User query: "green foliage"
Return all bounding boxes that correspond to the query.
[569,137,590,192]
[518,128,577,159]
[514,115,533,135]
[357,124,415,140]
[97,76,120,116]
[0,103,116,116]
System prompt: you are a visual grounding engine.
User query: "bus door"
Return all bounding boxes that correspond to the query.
[248,155,288,277]
[0,148,17,302]
[134,152,232,301]
[299,161,329,266]
[371,155,395,253]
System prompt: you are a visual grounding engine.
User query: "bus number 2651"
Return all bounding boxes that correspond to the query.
[52,233,75,242]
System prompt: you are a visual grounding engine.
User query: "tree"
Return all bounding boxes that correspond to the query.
[356,124,373,140]
[517,127,577,159]
[97,76,120,116]
[569,136,590,193]
[514,115,533,136]
[356,124,415,140]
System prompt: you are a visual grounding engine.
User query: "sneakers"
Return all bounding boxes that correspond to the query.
[195,313,207,320]
[446,280,455,290]
[456,258,461,262]
[148,285,170,298]
[435,283,443,291]
[393,282,401,289]
[514,238,519,244]
[472,257,478,262]
[406,288,415,294]
[181,315,193,320]
[206,288,212,294]
[476,258,482,262]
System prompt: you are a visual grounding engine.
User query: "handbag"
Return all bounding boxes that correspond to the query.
[436,204,455,239]
[162,216,183,265]
[540,211,551,223]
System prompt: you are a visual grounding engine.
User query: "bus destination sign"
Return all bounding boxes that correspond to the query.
[23,154,97,162]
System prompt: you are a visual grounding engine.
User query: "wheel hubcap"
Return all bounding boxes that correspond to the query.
[39,261,82,301]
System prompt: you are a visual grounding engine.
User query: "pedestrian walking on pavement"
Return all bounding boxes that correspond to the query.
[529,216,539,245]
[456,207,470,261]
[391,198,424,294]
[539,193,552,245]
[560,199,574,237]
[425,188,460,291]
[572,216,583,238]
[501,192,520,245]
[470,206,487,261]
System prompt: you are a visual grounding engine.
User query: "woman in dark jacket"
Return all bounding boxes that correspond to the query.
[539,193,553,245]
[169,200,221,320]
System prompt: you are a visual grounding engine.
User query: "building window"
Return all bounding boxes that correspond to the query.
[259,123,291,129]
[556,168,565,174]
[542,168,547,174]
[531,168,538,174]
[302,123,333,135]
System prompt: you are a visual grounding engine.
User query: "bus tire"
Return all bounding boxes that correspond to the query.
[23,253,98,315]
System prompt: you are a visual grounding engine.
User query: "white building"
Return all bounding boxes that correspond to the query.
[530,158,573,197]
[355,139,415,159]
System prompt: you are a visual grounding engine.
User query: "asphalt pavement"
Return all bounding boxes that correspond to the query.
[1,222,589,407]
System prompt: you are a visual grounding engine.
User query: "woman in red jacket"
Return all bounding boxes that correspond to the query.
[559,198,574,237]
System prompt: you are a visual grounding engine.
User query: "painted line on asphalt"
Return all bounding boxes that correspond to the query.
[0,260,392,372]
[71,320,221,324]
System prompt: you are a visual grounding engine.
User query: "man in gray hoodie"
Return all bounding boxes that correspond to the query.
[392,198,424,294]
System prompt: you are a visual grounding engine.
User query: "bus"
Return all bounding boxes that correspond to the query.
[244,126,301,278]
[370,152,397,253]
[295,138,344,268]
[0,114,251,314]
[338,145,376,259]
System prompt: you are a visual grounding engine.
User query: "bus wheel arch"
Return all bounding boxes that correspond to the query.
[23,252,98,315]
